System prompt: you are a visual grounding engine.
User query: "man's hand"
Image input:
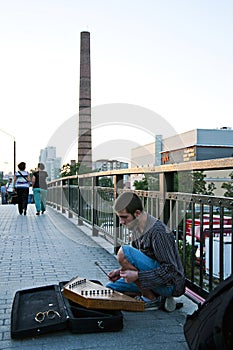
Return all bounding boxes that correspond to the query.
[108,269,121,282]
[120,270,138,284]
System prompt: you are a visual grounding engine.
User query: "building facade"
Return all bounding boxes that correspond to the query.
[131,128,233,167]
[130,128,233,196]
[94,159,128,172]
[39,146,61,181]
[161,128,233,165]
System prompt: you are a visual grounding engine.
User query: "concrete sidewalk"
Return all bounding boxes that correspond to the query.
[0,204,197,350]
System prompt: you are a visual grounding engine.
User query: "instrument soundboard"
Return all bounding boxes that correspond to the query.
[63,276,144,312]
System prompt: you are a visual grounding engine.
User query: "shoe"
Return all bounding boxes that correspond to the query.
[36,212,40,215]
[164,297,176,312]
[41,210,45,214]
[24,210,27,215]
[135,296,162,311]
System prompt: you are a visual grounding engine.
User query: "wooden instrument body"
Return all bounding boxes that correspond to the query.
[63,277,144,312]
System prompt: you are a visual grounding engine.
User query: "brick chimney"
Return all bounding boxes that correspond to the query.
[78,31,92,170]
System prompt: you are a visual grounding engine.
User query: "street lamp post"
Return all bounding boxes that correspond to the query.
[0,129,16,174]
[13,138,16,174]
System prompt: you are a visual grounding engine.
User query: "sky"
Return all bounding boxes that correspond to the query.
[0,0,233,174]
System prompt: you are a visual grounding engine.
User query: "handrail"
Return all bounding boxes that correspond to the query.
[48,157,233,182]
[47,157,233,299]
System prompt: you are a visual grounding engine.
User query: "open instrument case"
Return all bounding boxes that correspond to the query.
[11,281,123,339]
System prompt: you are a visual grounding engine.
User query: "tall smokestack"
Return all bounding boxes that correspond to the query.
[78,31,92,170]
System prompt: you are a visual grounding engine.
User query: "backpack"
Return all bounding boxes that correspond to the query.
[184,274,233,349]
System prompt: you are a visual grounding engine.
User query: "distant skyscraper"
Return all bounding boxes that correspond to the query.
[78,31,92,169]
[39,146,61,181]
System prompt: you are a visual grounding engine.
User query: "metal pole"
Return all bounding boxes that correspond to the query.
[13,139,16,174]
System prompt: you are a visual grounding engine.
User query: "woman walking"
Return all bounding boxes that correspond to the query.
[32,163,48,215]
[14,162,30,215]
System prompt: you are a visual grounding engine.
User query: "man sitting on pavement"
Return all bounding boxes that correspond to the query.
[107,192,185,311]
[6,178,14,204]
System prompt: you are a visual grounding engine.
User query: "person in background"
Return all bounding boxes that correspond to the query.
[32,163,48,215]
[6,178,14,203]
[28,185,34,204]
[1,183,7,204]
[107,192,185,312]
[14,162,30,215]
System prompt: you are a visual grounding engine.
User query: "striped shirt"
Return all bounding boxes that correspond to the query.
[15,171,30,188]
[133,214,185,297]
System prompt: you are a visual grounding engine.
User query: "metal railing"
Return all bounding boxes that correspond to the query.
[47,158,233,300]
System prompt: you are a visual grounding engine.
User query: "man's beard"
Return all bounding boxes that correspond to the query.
[126,214,139,231]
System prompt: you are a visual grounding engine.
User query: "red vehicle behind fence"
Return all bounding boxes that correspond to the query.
[186,215,232,242]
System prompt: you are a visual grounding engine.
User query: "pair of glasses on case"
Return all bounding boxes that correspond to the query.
[35,309,61,323]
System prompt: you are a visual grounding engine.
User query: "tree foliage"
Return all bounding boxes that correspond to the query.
[192,171,216,195]
[221,171,233,197]
[134,171,216,195]
[59,162,80,177]
[59,162,94,178]
[175,171,216,195]
[98,177,113,187]
[133,175,159,191]
[134,176,148,190]
[193,171,216,196]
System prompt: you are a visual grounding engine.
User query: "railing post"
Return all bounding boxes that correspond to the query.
[159,171,174,225]
[62,179,66,214]
[113,174,124,255]
[92,176,98,237]
[53,182,56,208]
[56,180,61,211]
[68,178,73,218]
[77,177,83,226]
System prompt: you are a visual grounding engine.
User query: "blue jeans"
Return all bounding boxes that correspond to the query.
[33,188,47,212]
[106,245,174,297]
